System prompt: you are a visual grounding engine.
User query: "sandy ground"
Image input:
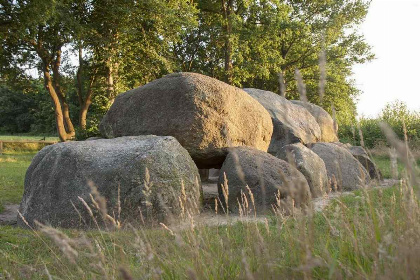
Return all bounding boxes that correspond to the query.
[0,179,400,227]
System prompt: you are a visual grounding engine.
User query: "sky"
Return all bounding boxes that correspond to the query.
[353,0,420,117]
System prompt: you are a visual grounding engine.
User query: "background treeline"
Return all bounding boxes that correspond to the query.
[339,101,420,149]
[1,0,375,140]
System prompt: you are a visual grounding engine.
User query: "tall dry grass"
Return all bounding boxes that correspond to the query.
[5,177,418,279]
[5,124,418,279]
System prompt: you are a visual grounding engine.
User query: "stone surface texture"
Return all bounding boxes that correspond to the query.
[310,143,370,191]
[100,73,273,168]
[18,136,201,228]
[277,143,329,198]
[218,147,310,214]
[292,100,338,142]
[244,88,321,154]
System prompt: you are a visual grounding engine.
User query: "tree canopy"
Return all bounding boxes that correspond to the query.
[174,0,373,124]
[0,0,373,139]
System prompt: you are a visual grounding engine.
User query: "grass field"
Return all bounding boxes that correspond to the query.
[0,141,419,279]
[372,154,420,179]
[0,153,35,212]
[0,134,59,154]
[0,135,59,142]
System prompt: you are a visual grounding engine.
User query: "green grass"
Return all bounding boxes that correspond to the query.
[0,134,59,142]
[0,153,35,212]
[372,154,420,179]
[372,155,405,179]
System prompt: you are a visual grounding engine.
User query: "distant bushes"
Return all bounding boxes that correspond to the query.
[0,85,56,135]
[0,82,106,139]
[339,101,420,148]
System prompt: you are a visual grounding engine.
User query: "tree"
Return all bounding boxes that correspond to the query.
[174,0,374,124]
[1,0,79,140]
[0,0,197,140]
[380,100,420,142]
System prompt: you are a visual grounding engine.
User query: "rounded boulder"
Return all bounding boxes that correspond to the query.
[217,147,310,214]
[310,143,370,191]
[18,136,201,228]
[277,143,329,198]
[99,73,273,169]
[292,100,338,142]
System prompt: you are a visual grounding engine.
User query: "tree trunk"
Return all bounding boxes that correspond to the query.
[106,62,114,99]
[52,48,75,138]
[79,98,91,130]
[79,76,95,130]
[223,0,233,84]
[76,46,83,107]
[76,46,95,130]
[42,64,71,142]
[106,52,120,106]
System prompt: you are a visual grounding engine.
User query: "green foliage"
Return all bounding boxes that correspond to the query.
[175,0,374,124]
[74,123,100,140]
[0,0,198,137]
[339,101,420,148]
[0,86,36,133]
[1,0,373,135]
[380,100,420,142]
[0,83,56,134]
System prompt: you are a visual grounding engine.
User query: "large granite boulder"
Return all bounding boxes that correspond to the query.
[292,100,338,142]
[349,146,382,180]
[99,73,273,169]
[310,143,370,191]
[277,143,329,198]
[217,147,310,214]
[18,136,201,228]
[243,88,321,154]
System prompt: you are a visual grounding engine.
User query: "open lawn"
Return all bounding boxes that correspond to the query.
[0,135,59,142]
[0,135,58,154]
[0,153,35,213]
[372,154,420,179]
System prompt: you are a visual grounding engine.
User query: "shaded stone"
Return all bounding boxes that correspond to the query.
[310,143,370,191]
[277,143,329,198]
[349,146,382,180]
[218,147,310,214]
[332,143,382,180]
[243,88,321,154]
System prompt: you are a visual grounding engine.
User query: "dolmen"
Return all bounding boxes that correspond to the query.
[18,72,379,228]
